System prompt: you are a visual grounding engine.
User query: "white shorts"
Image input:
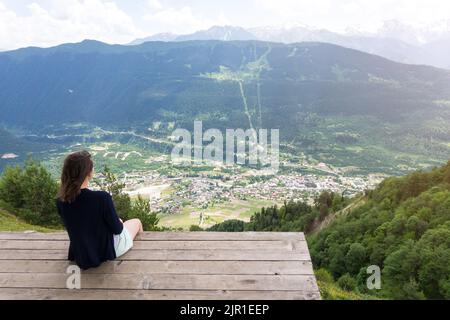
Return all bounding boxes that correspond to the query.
[113,227,133,258]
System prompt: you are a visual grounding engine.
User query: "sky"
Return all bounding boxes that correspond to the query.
[1,0,450,50]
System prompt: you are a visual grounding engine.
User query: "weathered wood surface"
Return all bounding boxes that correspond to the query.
[0,232,306,241]
[0,232,320,300]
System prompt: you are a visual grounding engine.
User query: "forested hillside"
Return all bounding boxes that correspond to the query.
[309,161,450,299]
[208,161,450,299]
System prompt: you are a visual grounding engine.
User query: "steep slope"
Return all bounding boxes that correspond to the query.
[309,161,450,299]
[309,196,366,235]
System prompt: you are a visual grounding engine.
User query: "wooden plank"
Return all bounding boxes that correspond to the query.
[0,239,308,252]
[0,232,305,241]
[0,249,311,261]
[0,231,319,300]
[0,273,319,291]
[0,288,321,300]
[0,260,314,275]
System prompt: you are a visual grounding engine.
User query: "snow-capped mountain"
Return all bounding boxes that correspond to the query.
[129,32,178,45]
[176,26,256,41]
[129,22,450,69]
[130,26,256,45]
[376,19,450,45]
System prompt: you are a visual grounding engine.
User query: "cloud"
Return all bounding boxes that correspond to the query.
[0,0,232,49]
[142,2,229,35]
[0,0,144,50]
[256,0,450,32]
[147,0,163,11]
[1,0,449,50]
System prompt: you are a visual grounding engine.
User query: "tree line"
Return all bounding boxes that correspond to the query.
[0,158,159,231]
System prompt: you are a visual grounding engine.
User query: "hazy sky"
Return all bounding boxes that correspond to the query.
[1,0,450,50]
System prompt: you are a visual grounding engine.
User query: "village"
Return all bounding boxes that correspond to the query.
[119,167,382,215]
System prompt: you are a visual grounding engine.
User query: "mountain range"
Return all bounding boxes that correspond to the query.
[1,39,450,173]
[129,24,450,69]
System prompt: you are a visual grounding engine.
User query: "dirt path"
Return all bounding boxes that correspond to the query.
[309,196,366,235]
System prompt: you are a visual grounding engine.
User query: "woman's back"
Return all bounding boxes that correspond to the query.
[57,188,123,270]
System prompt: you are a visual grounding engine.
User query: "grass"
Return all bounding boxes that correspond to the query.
[314,268,379,300]
[317,280,377,300]
[0,207,59,233]
[158,198,279,230]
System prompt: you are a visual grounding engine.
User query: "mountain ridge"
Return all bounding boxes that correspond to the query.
[128,25,450,69]
[2,39,449,125]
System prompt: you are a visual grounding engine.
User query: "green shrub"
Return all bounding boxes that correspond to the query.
[94,166,160,231]
[94,165,131,220]
[207,219,245,232]
[315,268,334,283]
[345,243,367,275]
[337,274,357,291]
[189,225,204,231]
[0,158,60,227]
[128,195,159,231]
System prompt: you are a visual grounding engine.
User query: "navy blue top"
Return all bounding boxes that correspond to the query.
[56,189,123,270]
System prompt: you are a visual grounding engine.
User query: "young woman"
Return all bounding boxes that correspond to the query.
[56,150,143,270]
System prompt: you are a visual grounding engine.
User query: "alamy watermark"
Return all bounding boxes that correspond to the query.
[366,265,381,290]
[170,121,280,173]
[66,265,81,290]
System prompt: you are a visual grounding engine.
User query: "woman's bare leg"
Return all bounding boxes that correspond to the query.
[123,219,143,240]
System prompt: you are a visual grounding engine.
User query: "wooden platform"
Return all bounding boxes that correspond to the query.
[0,232,320,300]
